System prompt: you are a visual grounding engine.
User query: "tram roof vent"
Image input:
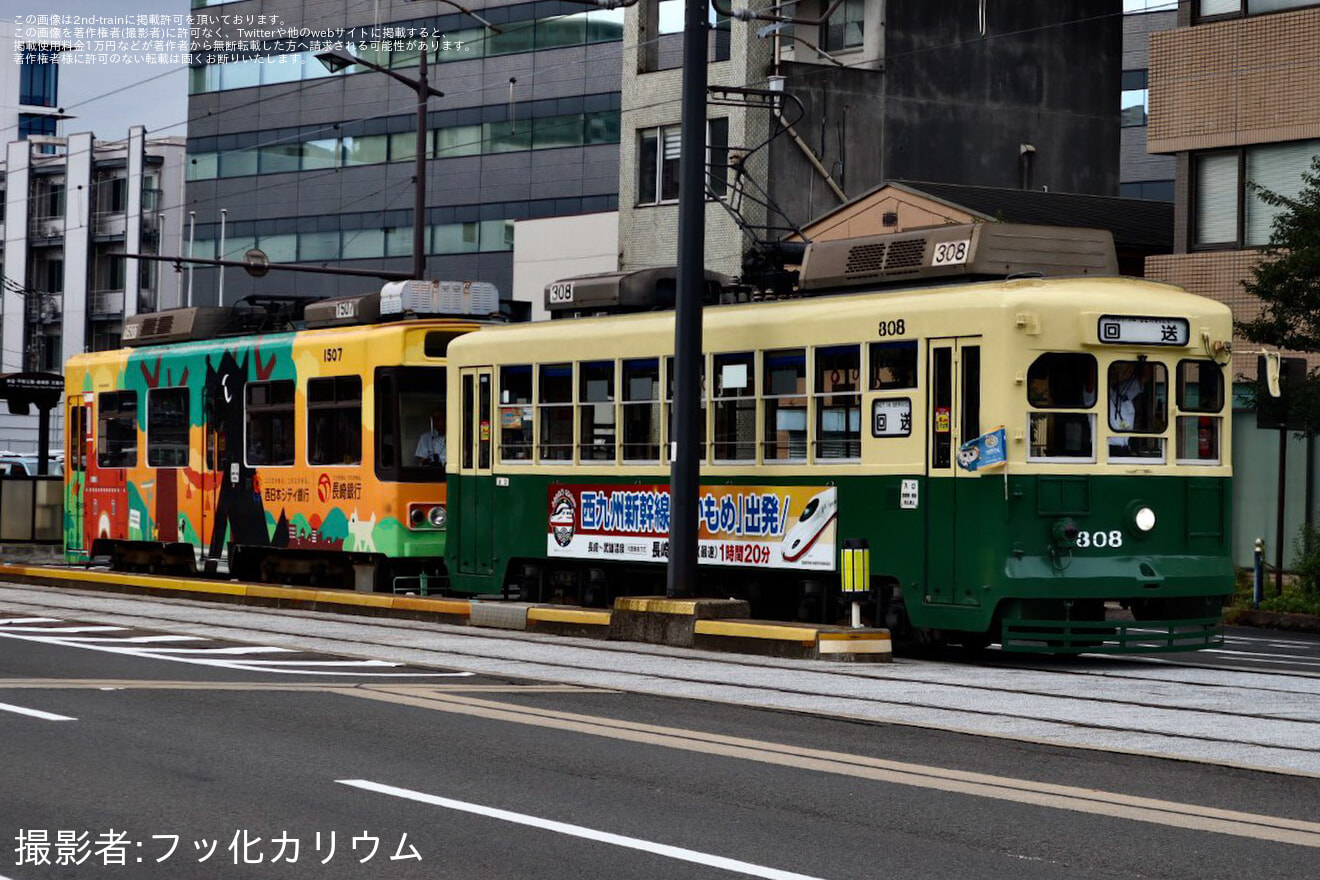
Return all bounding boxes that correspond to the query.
[303,292,381,329]
[544,267,731,318]
[797,223,1118,292]
[122,307,232,347]
[380,279,500,317]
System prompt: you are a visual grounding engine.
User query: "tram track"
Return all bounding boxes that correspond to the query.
[3,582,1319,774]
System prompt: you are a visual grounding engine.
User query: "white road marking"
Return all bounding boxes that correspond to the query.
[339,779,830,880]
[1202,649,1320,669]
[0,617,61,625]
[0,630,474,677]
[0,625,124,633]
[135,646,295,655]
[0,700,76,722]
[58,635,208,644]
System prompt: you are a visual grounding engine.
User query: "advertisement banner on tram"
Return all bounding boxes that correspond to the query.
[546,484,837,571]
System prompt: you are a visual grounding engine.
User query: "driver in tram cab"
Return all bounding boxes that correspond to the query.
[415,408,447,466]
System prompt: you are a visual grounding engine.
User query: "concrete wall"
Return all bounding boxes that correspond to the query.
[881,0,1121,195]
[616,5,771,277]
[511,211,618,321]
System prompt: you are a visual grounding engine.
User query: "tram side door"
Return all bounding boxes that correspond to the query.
[199,383,223,569]
[925,337,982,605]
[65,398,89,552]
[457,367,495,577]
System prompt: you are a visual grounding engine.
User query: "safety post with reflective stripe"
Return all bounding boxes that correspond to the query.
[841,538,870,629]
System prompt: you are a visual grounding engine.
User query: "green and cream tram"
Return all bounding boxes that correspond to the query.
[444,224,1235,652]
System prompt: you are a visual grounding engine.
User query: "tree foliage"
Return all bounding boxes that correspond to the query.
[1237,154,1320,435]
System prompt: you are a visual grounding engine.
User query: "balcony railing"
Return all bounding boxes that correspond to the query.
[28,214,64,239]
[88,289,125,317]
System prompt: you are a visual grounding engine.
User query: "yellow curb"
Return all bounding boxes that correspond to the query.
[312,590,395,608]
[391,596,472,616]
[613,597,701,615]
[817,631,892,642]
[246,585,320,603]
[694,620,819,645]
[527,607,612,626]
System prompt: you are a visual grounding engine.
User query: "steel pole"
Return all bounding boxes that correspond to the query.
[666,0,709,599]
[414,44,429,281]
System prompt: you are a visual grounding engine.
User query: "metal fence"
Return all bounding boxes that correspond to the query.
[0,476,62,543]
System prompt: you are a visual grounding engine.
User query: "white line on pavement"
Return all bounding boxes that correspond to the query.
[339,779,831,880]
[57,635,208,643]
[0,625,125,634]
[0,700,76,722]
[0,617,61,625]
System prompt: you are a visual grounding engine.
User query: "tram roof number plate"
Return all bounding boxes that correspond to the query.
[1097,315,1189,347]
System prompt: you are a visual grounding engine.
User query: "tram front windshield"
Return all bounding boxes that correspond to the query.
[376,366,446,482]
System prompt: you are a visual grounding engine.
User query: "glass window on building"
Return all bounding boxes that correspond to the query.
[638,126,681,204]
[822,0,865,51]
[18,113,57,140]
[19,54,58,106]
[1192,152,1240,247]
[1120,70,1149,127]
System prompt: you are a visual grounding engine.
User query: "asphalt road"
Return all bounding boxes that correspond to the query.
[3,612,1320,880]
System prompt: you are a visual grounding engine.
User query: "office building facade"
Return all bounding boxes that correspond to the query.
[185,0,625,309]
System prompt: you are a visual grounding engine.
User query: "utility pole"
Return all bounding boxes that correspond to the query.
[666,0,710,599]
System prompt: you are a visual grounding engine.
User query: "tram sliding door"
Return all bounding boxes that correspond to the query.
[457,367,495,576]
[925,337,982,605]
[65,398,89,553]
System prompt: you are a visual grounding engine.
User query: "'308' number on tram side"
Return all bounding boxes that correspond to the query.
[1076,530,1124,549]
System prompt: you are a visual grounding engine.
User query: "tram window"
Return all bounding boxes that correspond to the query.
[1176,416,1220,463]
[1029,413,1095,461]
[870,341,917,390]
[815,345,860,460]
[622,358,660,462]
[665,357,707,460]
[97,390,138,469]
[245,380,295,467]
[1107,360,1168,461]
[375,366,446,482]
[961,346,981,444]
[539,363,574,461]
[578,361,617,461]
[499,365,534,462]
[763,349,806,462]
[1027,353,1097,408]
[307,376,363,466]
[147,388,190,468]
[1176,360,1224,413]
[713,352,756,460]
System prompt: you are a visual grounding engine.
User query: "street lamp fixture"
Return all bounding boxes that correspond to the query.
[315,48,445,281]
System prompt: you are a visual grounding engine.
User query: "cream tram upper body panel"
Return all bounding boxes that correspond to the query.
[446,277,1234,477]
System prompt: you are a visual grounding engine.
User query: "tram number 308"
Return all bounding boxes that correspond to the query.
[1076,530,1124,549]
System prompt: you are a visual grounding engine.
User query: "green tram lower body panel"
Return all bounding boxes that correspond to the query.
[446,471,1233,653]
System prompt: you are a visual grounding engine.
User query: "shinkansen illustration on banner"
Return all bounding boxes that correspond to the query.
[546,484,838,571]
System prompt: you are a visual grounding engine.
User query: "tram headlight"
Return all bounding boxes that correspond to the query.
[408,502,447,530]
[1051,518,1078,548]
[1133,506,1156,533]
